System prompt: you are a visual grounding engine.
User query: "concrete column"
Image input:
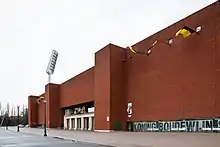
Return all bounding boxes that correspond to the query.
[72,118,75,130]
[88,117,92,131]
[84,117,88,130]
[64,118,67,129]
[69,118,72,130]
[81,117,84,130]
[74,118,77,130]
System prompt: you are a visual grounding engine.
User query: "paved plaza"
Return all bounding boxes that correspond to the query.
[0,127,109,147]
[4,127,220,147]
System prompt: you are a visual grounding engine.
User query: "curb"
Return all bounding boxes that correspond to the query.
[51,136,116,147]
[7,128,116,147]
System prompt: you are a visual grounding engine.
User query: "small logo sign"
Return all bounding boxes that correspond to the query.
[127,102,132,118]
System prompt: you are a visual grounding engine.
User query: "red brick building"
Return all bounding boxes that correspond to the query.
[28,1,220,132]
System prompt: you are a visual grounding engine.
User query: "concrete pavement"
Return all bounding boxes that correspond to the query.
[0,127,110,147]
[7,126,220,147]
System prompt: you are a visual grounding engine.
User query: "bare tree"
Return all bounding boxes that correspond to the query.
[22,104,25,117]
[6,102,10,116]
[13,106,16,116]
[11,105,14,117]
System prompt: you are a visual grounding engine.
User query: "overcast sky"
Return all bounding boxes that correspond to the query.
[0,0,216,109]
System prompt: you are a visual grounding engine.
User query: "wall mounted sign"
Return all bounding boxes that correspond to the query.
[65,106,88,116]
[74,106,86,115]
[132,118,220,132]
[65,109,73,116]
[88,107,94,113]
[127,102,132,118]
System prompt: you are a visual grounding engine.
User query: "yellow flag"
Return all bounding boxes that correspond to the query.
[128,46,137,54]
[175,26,195,38]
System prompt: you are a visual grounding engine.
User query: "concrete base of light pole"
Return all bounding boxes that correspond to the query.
[44,128,47,136]
[17,126,19,132]
[44,122,47,136]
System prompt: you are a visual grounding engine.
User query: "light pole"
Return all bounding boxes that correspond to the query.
[43,49,58,137]
[17,106,19,132]
[43,98,47,136]
[38,96,46,136]
[5,112,8,130]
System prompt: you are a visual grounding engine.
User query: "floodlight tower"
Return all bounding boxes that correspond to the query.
[44,49,58,136]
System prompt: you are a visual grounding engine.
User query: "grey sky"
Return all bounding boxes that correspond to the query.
[0,0,216,108]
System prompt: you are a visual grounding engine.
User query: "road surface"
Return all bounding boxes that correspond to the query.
[0,128,109,147]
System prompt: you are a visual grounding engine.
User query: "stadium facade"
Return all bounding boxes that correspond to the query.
[28,1,220,132]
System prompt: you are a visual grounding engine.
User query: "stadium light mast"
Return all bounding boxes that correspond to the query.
[44,49,58,136]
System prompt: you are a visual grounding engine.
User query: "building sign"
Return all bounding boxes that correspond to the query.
[65,106,87,116]
[73,106,86,115]
[88,107,94,113]
[132,118,220,132]
[65,109,73,116]
[127,102,132,118]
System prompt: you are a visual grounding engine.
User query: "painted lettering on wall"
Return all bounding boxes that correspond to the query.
[132,118,220,132]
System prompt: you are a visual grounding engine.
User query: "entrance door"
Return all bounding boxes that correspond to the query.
[67,119,69,129]
[71,118,75,130]
[77,118,81,130]
[84,117,89,130]
[92,117,94,130]
[126,122,133,131]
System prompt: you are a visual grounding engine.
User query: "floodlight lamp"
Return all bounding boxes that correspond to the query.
[168,38,173,45]
[46,49,58,75]
[196,25,202,32]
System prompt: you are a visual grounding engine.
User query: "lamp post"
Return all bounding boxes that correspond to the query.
[5,112,8,130]
[43,49,58,137]
[43,98,47,136]
[17,106,19,132]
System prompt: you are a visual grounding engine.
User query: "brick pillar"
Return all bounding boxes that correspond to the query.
[94,44,127,131]
[28,95,38,127]
[94,44,111,131]
[109,44,127,131]
[45,83,62,128]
